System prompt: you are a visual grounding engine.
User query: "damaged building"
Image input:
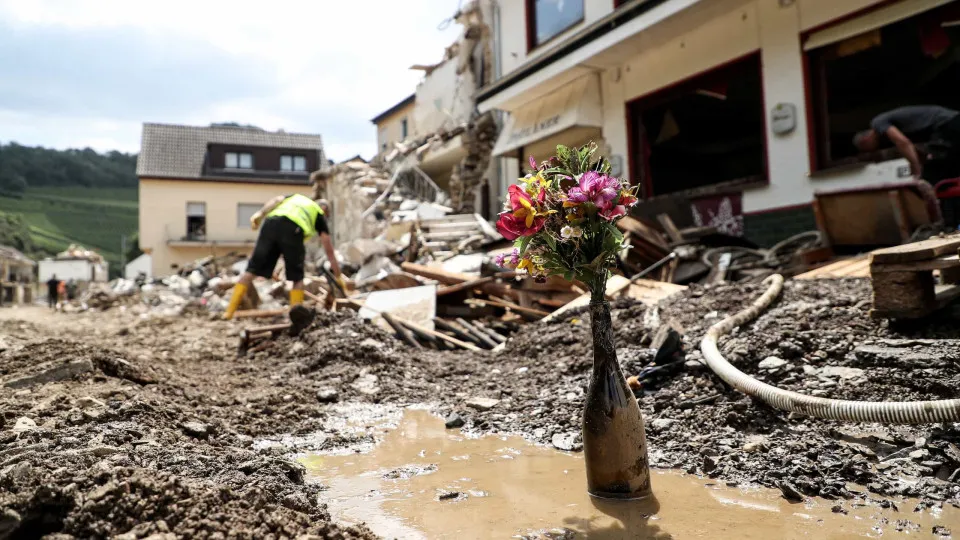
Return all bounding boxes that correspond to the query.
[477,0,960,247]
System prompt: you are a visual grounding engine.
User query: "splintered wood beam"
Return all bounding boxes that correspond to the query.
[234,309,287,319]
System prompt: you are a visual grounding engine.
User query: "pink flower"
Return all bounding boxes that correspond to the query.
[528,156,537,170]
[599,204,627,221]
[566,171,620,209]
[496,185,547,240]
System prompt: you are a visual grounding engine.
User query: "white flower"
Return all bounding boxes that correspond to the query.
[561,226,583,239]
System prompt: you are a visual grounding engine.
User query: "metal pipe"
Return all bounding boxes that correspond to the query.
[700,274,960,424]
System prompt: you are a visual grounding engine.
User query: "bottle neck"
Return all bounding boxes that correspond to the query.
[589,300,616,370]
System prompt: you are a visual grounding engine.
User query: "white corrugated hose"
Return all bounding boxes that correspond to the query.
[700,274,960,424]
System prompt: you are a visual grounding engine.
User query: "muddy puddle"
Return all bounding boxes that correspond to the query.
[302,410,958,539]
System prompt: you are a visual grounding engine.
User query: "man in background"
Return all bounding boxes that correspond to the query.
[46,274,59,309]
[222,193,344,335]
[854,105,960,182]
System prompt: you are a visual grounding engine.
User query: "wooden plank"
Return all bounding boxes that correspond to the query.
[624,280,688,305]
[811,198,830,247]
[466,297,550,318]
[437,277,494,296]
[795,255,873,279]
[341,297,481,351]
[400,262,514,298]
[617,216,669,251]
[455,318,499,349]
[657,214,684,243]
[234,308,287,319]
[382,312,423,349]
[871,254,960,273]
[871,270,935,318]
[871,237,960,264]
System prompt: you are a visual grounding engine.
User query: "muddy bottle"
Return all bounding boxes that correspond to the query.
[582,299,652,499]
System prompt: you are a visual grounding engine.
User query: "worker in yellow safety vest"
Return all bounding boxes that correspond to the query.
[223,193,345,333]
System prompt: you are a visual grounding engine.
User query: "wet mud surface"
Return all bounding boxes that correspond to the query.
[2,276,960,537]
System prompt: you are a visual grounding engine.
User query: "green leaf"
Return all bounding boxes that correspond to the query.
[517,235,533,255]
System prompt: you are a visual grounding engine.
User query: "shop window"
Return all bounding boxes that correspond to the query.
[628,54,766,198]
[807,4,960,170]
[526,0,584,49]
[186,202,206,240]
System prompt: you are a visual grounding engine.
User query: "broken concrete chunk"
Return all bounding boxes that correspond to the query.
[12,417,37,434]
[444,413,465,429]
[90,445,121,457]
[181,421,211,439]
[551,432,582,452]
[778,480,805,502]
[3,359,94,389]
[758,357,788,370]
[351,374,380,396]
[650,418,676,430]
[465,397,500,411]
[316,388,339,403]
[77,396,106,409]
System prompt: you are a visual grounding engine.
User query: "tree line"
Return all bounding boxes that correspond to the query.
[0,142,137,196]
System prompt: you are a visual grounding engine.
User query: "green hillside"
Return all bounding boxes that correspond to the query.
[0,187,137,275]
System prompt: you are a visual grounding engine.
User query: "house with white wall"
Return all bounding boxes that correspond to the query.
[479,0,960,245]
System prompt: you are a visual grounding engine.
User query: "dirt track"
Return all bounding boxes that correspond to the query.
[2,276,960,537]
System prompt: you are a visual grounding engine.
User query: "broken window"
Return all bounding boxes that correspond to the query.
[186,202,206,241]
[527,0,583,49]
[225,152,254,169]
[807,3,960,170]
[628,54,766,198]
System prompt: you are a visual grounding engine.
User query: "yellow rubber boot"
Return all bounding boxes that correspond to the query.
[290,289,304,307]
[223,283,248,320]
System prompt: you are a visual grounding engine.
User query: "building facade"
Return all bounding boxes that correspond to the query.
[372,95,416,155]
[480,0,960,245]
[136,123,323,276]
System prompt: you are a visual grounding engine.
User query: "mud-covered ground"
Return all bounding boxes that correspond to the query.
[2,276,960,538]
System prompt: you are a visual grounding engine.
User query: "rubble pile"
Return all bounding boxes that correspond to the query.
[56,243,105,264]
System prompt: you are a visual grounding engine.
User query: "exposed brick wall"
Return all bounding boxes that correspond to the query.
[743,205,816,248]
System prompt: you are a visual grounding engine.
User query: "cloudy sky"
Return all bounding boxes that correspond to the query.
[0,0,462,161]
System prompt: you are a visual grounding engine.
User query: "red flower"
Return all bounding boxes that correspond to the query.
[496,185,547,240]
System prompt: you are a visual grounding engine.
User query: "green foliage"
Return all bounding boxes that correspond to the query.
[0,142,137,189]
[0,214,36,254]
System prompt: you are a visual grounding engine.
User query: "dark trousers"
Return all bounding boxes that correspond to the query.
[926,115,960,182]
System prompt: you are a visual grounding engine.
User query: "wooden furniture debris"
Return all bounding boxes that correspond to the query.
[794,256,872,280]
[233,308,287,320]
[814,183,937,248]
[238,322,291,355]
[870,237,960,319]
[542,276,686,323]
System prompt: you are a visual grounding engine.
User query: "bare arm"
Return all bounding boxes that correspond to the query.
[319,232,341,277]
[886,126,923,179]
[258,195,286,215]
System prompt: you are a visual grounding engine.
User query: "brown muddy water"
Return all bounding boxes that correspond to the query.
[301,409,959,539]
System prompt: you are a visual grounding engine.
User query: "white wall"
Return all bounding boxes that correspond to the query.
[38,260,101,283]
[497,0,615,78]
[598,0,903,213]
[125,253,153,280]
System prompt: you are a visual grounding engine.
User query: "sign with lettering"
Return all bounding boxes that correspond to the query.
[507,114,562,143]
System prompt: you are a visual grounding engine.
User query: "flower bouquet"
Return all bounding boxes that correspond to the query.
[495,143,651,499]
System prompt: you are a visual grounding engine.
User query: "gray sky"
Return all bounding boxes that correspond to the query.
[0,0,462,161]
